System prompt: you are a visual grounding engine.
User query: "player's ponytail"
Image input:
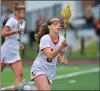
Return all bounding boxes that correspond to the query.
[35,17,57,44]
[35,23,49,44]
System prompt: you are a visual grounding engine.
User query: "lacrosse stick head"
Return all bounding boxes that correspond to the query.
[61,4,72,24]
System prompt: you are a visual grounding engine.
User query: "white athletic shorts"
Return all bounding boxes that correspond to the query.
[1,51,21,64]
[31,66,53,84]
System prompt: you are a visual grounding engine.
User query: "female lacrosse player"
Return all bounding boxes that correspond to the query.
[0,2,25,88]
[31,17,68,90]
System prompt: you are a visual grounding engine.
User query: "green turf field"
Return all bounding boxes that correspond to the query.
[1,64,100,90]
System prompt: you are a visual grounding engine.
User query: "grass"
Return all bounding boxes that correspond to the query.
[1,64,99,88]
[52,72,99,90]
[67,41,99,59]
[56,64,99,75]
[21,43,38,60]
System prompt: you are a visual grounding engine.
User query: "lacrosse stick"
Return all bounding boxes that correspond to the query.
[17,20,25,56]
[61,4,72,61]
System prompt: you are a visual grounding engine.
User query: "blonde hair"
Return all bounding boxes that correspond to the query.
[14,2,24,11]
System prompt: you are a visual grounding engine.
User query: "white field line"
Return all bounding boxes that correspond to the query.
[1,67,100,90]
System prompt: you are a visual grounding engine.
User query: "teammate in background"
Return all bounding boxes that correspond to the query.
[31,17,68,90]
[0,2,26,90]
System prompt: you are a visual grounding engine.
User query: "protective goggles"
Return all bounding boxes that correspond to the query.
[49,20,61,26]
[48,20,65,28]
[15,7,25,11]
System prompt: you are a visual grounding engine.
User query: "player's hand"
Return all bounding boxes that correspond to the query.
[15,30,23,35]
[14,30,21,34]
[61,60,68,65]
[61,40,68,48]
[18,30,22,35]
[20,44,24,49]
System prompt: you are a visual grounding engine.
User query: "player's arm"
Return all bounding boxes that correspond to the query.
[43,40,68,59]
[2,19,21,37]
[2,26,18,37]
[43,46,63,59]
[58,51,68,65]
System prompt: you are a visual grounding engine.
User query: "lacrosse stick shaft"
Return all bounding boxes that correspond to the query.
[18,23,21,48]
[18,23,22,57]
[61,4,71,61]
[64,24,68,60]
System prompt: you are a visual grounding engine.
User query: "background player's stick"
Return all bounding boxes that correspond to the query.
[17,21,22,56]
[18,20,25,57]
[61,4,72,61]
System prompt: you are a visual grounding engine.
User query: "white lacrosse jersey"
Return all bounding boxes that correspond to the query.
[31,34,66,81]
[1,17,25,54]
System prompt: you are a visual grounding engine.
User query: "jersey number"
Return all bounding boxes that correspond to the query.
[46,48,53,63]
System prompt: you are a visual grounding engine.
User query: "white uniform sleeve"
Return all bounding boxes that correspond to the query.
[5,18,14,29]
[40,35,51,51]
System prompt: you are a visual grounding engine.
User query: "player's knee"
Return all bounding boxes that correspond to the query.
[39,86,50,90]
[16,72,23,79]
[19,73,23,78]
